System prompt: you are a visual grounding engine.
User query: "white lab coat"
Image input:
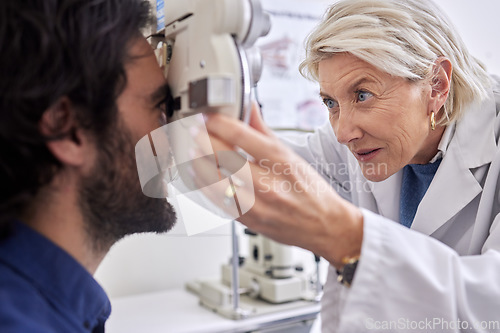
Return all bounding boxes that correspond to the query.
[285,80,500,332]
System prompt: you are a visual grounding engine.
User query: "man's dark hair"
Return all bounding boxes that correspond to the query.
[0,0,151,230]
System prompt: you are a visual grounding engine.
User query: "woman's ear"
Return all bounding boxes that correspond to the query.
[39,97,86,167]
[429,57,452,114]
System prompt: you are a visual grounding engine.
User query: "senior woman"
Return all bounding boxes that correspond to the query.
[201,0,500,331]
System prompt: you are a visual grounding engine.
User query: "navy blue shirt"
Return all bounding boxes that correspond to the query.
[0,221,111,332]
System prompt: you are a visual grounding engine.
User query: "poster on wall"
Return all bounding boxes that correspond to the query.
[257,0,330,132]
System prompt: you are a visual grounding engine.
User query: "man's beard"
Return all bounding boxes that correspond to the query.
[79,122,176,252]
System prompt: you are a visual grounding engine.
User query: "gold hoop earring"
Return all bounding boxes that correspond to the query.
[430,111,436,131]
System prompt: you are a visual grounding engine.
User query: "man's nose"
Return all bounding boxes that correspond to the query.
[333,108,363,145]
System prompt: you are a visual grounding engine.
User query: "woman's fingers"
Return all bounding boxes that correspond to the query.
[204,112,285,164]
[189,150,256,218]
[248,102,273,136]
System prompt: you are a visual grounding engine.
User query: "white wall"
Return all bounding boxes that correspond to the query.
[432,0,500,76]
[95,0,500,298]
[95,229,233,297]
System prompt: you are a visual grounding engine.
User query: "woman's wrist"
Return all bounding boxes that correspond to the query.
[327,203,364,270]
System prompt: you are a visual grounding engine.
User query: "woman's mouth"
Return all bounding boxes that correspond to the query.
[353,148,381,162]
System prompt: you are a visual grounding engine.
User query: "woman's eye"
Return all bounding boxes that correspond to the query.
[356,90,373,102]
[322,98,338,109]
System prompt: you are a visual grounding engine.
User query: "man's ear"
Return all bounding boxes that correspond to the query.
[429,57,452,115]
[40,97,86,167]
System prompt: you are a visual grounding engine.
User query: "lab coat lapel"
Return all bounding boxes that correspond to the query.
[411,96,497,236]
[370,170,402,222]
[411,146,482,236]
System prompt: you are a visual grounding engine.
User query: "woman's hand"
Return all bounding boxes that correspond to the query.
[197,105,364,268]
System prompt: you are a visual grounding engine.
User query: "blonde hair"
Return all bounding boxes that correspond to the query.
[299,0,491,125]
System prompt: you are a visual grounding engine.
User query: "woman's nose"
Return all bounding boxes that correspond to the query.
[333,109,363,145]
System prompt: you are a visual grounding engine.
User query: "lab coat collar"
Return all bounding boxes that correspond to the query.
[413,93,497,235]
[429,121,455,163]
[370,92,497,236]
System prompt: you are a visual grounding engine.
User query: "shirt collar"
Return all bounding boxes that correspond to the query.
[429,121,456,163]
[0,221,111,330]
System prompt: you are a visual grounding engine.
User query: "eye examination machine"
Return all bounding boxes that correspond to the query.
[140,0,323,331]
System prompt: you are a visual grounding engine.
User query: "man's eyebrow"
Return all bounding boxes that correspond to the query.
[150,83,170,104]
